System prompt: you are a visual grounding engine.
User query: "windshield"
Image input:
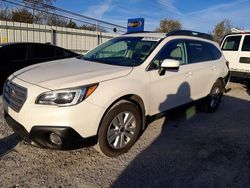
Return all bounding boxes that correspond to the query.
[83,37,160,66]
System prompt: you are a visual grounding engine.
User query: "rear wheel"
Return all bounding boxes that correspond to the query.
[204,80,224,113]
[96,101,141,157]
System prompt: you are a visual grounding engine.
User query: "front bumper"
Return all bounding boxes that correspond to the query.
[4,112,97,150]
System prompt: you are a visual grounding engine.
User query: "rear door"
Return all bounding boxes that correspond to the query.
[185,40,220,99]
[221,35,242,71]
[238,35,250,77]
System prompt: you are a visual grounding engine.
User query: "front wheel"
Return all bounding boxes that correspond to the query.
[246,79,250,89]
[204,80,224,113]
[96,101,141,157]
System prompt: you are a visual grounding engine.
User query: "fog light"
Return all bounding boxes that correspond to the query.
[49,132,62,146]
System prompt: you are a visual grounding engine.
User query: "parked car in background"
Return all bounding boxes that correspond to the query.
[0,42,79,94]
[221,30,250,86]
[3,30,229,157]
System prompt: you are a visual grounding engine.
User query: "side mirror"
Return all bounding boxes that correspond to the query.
[158,59,180,76]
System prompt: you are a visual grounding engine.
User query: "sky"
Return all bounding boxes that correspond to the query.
[55,0,250,32]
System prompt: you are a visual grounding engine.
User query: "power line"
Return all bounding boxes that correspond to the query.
[23,0,126,29]
[1,0,126,33]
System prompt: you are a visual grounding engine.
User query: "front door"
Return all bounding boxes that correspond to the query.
[148,39,192,115]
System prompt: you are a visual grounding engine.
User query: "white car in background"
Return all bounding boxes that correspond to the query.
[3,30,229,157]
[221,29,250,86]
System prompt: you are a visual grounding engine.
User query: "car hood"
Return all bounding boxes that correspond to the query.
[13,58,133,90]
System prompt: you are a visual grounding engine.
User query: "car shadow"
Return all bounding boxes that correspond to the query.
[230,79,250,96]
[112,84,250,187]
[0,96,22,158]
[0,83,3,95]
[0,133,22,158]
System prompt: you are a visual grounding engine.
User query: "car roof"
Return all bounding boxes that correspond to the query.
[123,30,214,41]
[0,42,53,47]
[223,32,250,37]
[0,42,78,54]
[221,32,250,43]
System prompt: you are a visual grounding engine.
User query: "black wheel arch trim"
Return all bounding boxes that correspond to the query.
[97,94,147,137]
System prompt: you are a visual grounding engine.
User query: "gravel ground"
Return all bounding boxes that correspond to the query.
[0,82,249,188]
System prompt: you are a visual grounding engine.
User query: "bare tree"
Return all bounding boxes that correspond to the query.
[156,19,182,33]
[23,0,56,23]
[47,14,68,27]
[12,8,34,23]
[79,24,106,32]
[212,19,233,43]
[0,1,11,20]
[67,19,77,28]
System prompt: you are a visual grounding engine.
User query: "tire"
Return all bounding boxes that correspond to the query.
[204,80,224,113]
[246,79,250,89]
[96,101,142,157]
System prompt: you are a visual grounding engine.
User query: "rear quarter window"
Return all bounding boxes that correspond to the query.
[222,36,241,51]
[56,48,75,58]
[208,44,222,60]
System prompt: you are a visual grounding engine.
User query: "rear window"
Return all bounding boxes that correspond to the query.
[222,36,241,51]
[242,36,250,51]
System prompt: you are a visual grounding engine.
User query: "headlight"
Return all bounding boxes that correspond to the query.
[36,84,98,106]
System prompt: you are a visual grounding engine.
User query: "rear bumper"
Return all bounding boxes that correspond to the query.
[4,111,97,150]
[230,70,250,80]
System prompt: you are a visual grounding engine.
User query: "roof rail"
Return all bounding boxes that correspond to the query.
[166,30,214,41]
[123,31,155,35]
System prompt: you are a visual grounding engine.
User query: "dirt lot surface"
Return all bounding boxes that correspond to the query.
[0,82,250,188]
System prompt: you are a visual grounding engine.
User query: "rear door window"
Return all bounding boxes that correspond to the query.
[186,41,213,63]
[242,35,250,51]
[30,44,56,59]
[222,36,241,51]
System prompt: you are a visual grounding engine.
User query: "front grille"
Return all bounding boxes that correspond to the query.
[3,80,27,112]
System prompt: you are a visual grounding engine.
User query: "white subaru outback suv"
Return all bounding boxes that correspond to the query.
[3,30,229,157]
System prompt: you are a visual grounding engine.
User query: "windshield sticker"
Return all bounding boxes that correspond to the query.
[142,37,161,42]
